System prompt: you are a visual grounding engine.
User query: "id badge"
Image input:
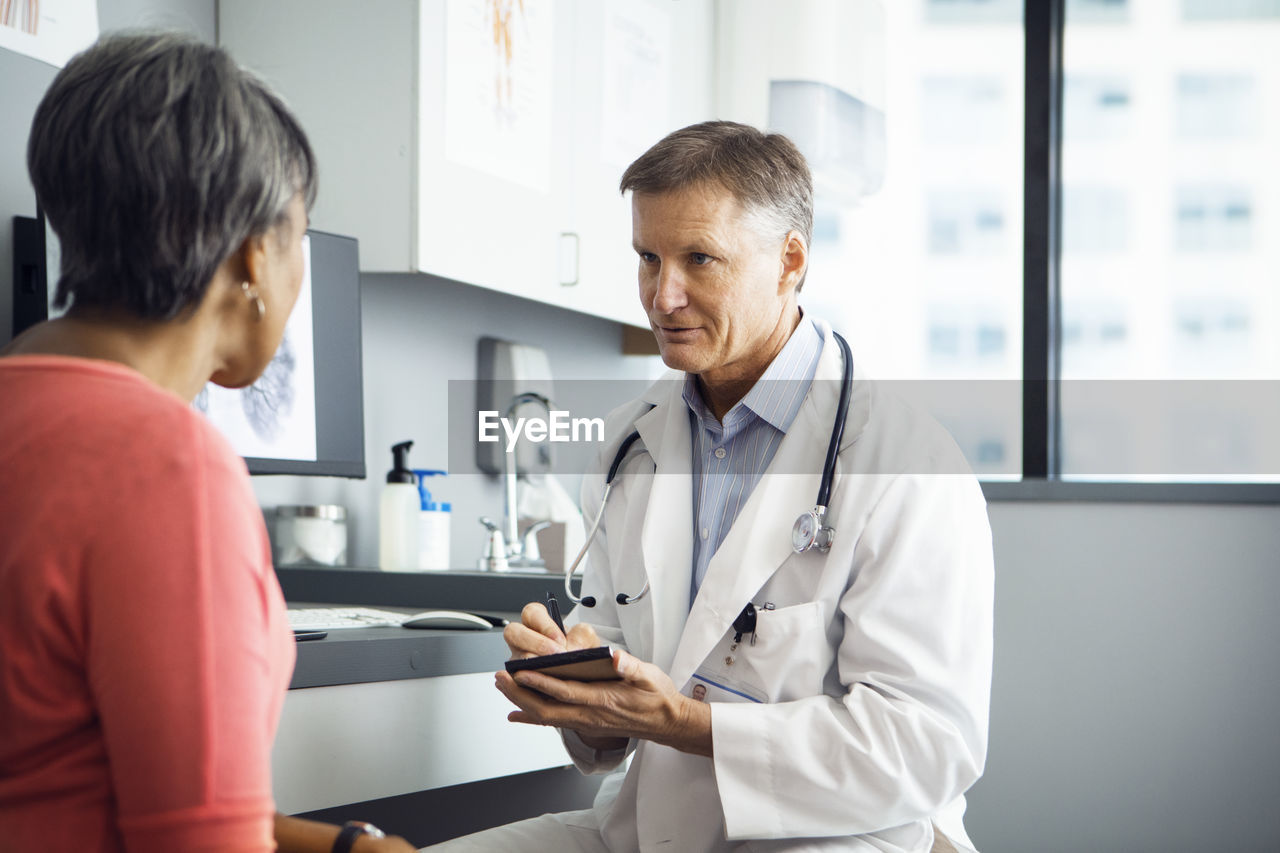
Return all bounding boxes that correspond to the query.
[686,669,766,704]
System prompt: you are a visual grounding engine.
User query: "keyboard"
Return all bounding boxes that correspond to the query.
[286,606,409,630]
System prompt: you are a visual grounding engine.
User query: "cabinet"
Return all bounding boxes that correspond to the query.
[560,0,716,322]
[218,0,714,327]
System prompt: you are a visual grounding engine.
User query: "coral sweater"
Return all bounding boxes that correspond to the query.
[0,356,294,852]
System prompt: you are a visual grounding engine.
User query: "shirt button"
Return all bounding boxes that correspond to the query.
[714,448,727,459]
[701,528,709,540]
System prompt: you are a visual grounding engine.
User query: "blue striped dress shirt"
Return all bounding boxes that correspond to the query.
[683,317,824,602]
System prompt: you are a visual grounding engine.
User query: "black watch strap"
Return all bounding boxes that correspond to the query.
[332,821,375,853]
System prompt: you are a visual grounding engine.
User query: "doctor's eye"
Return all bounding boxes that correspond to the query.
[689,252,713,266]
[638,252,659,264]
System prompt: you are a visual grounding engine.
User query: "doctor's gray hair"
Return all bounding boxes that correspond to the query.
[27,31,317,320]
[619,120,813,288]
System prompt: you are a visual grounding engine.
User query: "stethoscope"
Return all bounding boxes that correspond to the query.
[564,332,854,608]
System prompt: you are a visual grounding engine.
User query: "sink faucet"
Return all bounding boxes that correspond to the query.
[477,516,509,572]
[480,391,554,570]
[519,520,553,566]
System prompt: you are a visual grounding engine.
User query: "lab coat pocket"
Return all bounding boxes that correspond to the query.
[696,600,830,705]
[746,600,830,703]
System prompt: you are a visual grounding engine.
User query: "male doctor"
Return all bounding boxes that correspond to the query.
[433,122,994,852]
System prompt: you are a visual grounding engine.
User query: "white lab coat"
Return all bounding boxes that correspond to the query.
[563,320,995,853]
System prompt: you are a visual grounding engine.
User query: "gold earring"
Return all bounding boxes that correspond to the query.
[241,281,266,321]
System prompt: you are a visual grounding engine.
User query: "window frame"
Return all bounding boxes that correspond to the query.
[992,0,1280,503]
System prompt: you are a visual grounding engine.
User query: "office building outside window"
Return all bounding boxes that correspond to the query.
[1060,3,1280,482]
[802,0,1024,480]
[1063,75,1131,140]
[1182,0,1280,21]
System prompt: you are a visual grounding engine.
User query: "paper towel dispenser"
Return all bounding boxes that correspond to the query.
[475,336,556,476]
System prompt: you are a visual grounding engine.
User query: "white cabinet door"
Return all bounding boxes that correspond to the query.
[220,0,714,325]
[414,0,572,306]
[562,0,717,327]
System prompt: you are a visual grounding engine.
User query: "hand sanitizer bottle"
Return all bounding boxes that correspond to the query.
[413,469,452,571]
[379,441,419,571]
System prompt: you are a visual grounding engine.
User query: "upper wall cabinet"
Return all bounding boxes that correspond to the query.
[219,0,714,327]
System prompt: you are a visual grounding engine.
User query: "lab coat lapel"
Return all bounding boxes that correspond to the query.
[666,326,847,689]
[634,380,694,673]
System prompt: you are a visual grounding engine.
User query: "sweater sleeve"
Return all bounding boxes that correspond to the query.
[83,417,284,853]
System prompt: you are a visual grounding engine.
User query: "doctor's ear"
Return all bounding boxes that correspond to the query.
[778,230,807,294]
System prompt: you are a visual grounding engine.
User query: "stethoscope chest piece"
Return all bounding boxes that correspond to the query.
[792,506,835,553]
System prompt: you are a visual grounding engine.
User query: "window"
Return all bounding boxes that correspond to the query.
[1176,74,1258,139]
[1058,2,1280,486]
[928,191,1008,255]
[1068,0,1129,24]
[770,0,1276,495]
[1064,75,1131,140]
[926,0,1022,25]
[921,76,1005,144]
[1061,300,1131,376]
[1062,186,1128,253]
[1182,0,1280,21]
[1174,186,1253,252]
[801,1,1023,480]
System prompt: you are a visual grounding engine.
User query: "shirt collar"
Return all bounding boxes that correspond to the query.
[680,314,823,436]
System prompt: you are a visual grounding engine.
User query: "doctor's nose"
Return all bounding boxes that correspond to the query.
[649,266,689,315]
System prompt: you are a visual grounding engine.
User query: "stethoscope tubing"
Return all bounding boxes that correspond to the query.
[565,332,851,608]
[817,333,854,509]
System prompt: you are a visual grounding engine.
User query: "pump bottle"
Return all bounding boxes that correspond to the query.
[379,440,419,571]
[413,469,452,571]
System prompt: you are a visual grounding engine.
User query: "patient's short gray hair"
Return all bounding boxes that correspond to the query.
[27,31,317,320]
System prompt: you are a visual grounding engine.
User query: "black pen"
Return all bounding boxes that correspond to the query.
[545,591,567,636]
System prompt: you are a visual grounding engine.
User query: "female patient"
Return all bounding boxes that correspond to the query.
[0,33,412,852]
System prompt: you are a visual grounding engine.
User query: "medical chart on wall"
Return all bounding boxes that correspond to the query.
[195,236,318,462]
[0,0,97,68]
[600,0,671,168]
[444,0,552,192]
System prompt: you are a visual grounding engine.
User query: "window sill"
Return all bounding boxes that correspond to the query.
[980,480,1280,504]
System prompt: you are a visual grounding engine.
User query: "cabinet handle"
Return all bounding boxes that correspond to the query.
[559,232,580,287]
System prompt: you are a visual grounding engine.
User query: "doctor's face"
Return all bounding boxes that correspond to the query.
[632,183,804,391]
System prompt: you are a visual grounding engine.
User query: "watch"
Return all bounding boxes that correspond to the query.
[332,821,386,853]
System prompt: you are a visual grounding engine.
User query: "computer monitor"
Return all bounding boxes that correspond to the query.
[11,217,366,478]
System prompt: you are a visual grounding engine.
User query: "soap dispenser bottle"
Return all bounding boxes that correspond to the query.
[413,469,452,571]
[379,441,419,571]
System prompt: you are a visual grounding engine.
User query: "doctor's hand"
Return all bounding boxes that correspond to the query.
[495,648,713,758]
[503,601,601,659]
